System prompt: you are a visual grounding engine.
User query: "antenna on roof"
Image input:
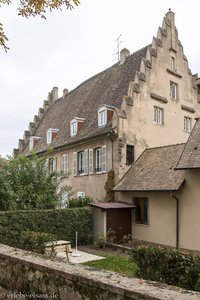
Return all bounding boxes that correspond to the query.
[112,34,122,62]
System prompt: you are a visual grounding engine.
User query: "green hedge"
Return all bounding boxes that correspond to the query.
[0,208,93,250]
[130,246,200,291]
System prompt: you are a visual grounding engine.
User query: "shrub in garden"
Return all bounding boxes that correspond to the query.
[68,196,93,208]
[130,245,200,291]
[20,231,57,254]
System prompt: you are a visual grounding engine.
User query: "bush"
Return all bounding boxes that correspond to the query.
[68,196,93,208]
[130,245,200,291]
[20,231,56,254]
[0,208,93,250]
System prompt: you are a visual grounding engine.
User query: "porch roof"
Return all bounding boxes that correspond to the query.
[89,202,136,210]
[114,144,185,192]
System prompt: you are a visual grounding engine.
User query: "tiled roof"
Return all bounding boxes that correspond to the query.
[114,144,185,192]
[22,46,148,155]
[89,202,136,209]
[176,118,200,169]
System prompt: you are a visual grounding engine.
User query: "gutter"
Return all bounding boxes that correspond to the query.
[171,192,180,249]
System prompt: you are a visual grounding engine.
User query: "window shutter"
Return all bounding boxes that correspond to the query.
[73,152,77,176]
[153,107,157,122]
[61,154,68,175]
[53,157,57,172]
[101,146,106,173]
[89,149,93,174]
[84,149,88,175]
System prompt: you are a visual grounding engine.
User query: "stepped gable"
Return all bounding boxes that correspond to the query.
[176,119,200,169]
[23,46,148,155]
[114,144,185,192]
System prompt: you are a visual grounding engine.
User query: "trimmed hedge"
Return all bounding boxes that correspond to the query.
[130,246,200,291]
[0,208,93,250]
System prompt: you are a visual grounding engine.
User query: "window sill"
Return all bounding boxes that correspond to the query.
[134,222,149,227]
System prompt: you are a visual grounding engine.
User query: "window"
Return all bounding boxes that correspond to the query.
[70,120,77,137]
[29,136,41,150]
[170,56,176,71]
[78,151,84,174]
[95,145,106,173]
[170,81,178,100]
[46,128,59,145]
[73,150,88,176]
[77,191,85,198]
[153,106,164,125]
[61,154,68,175]
[49,157,57,173]
[95,148,102,173]
[60,191,69,208]
[126,145,135,165]
[184,116,192,133]
[98,108,106,127]
[135,197,148,224]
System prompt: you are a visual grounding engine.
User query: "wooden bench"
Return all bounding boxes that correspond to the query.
[45,240,72,255]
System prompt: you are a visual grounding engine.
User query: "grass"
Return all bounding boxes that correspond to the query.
[82,253,138,277]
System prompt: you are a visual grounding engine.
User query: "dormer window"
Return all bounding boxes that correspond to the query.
[46,128,59,145]
[98,105,114,127]
[29,136,41,150]
[70,118,85,137]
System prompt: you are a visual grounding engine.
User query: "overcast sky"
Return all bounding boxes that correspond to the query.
[0,0,200,157]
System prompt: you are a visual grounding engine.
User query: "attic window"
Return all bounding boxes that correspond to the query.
[98,105,114,127]
[29,136,41,150]
[170,56,176,72]
[46,128,59,145]
[70,118,85,137]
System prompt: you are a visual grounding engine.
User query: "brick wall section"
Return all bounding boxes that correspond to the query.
[0,244,199,300]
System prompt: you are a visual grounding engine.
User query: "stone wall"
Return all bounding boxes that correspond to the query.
[0,244,199,300]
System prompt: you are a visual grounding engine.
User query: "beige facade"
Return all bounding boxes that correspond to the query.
[48,136,113,200]
[114,11,199,180]
[116,172,200,252]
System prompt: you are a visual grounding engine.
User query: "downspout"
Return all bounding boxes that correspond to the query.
[171,192,180,249]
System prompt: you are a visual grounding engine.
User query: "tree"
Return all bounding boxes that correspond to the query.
[2,153,71,210]
[0,0,80,51]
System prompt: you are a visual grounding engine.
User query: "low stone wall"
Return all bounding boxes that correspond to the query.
[0,244,199,300]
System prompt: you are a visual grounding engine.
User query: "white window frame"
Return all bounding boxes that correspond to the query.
[73,152,77,176]
[153,106,164,125]
[46,128,59,145]
[170,81,178,100]
[60,191,69,208]
[170,56,176,72]
[184,116,192,133]
[61,154,68,175]
[49,157,57,173]
[98,107,107,127]
[95,148,102,173]
[78,151,84,175]
[89,149,93,174]
[70,119,77,137]
[77,191,85,198]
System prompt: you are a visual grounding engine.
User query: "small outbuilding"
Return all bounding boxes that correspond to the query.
[89,202,135,243]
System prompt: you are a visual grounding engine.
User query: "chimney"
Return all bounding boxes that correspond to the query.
[63,88,69,97]
[120,48,130,64]
[52,87,58,102]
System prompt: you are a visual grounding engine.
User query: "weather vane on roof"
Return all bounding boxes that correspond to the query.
[112,34,122,62]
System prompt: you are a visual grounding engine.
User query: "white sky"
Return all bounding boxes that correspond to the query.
[0,0,200,157]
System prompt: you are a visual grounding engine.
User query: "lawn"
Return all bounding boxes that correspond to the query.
[82,253,137,277]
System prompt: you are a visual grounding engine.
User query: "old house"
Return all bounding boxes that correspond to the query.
[14,10,200,205]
